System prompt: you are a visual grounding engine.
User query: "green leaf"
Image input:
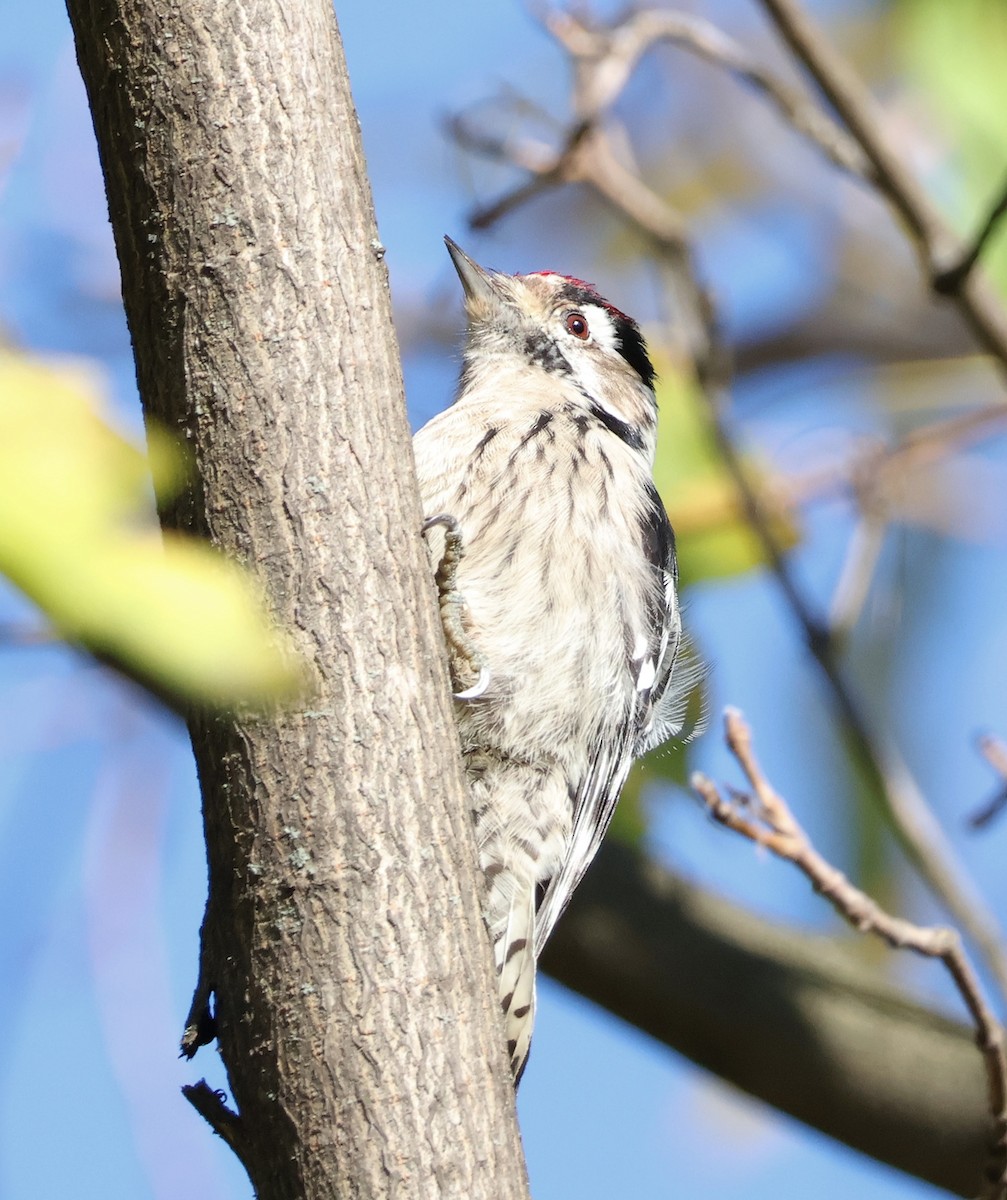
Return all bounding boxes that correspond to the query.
[895,0,1007,292]
[652,361,799,587]
[0,350,302,707]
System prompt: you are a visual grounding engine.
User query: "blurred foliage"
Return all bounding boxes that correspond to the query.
[895,0,1007,292]
[610,767,649,846]
[652,358,799,590]
[0,349,302,708]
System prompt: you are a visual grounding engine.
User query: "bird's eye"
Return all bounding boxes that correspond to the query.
[565,312,590,340]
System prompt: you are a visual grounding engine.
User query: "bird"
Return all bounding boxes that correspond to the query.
[413,237,692,1080]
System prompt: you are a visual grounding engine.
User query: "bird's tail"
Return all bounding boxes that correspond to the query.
[468,751,567,1081]
[493,882,537,1082]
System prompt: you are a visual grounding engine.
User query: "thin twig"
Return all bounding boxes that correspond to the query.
[938,170,1007,292]
[569,92,1007,990]
[789,401,1007,513]
[882,401,1007,474]
[694,709,1007,1200]
[827,514,887,638]
[180,977,216,1060]
[970,734,1007,831]
[0,622,58,646]
[705,395,1007,1000]
[449,115,593,230]
[547,9,871,179]
[756,0,1007,366]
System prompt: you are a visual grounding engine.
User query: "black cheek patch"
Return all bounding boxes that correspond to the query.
[614,321,656,389]
[523,331,571,375]
[589,402,645,450]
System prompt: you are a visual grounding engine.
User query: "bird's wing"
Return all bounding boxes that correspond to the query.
[533,484,686,956]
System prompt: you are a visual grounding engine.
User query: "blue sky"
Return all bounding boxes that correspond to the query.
[1,1,1004,1197]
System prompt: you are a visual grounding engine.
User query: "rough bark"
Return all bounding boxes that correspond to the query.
[64,1,530,1196]
[545,841,989,1198]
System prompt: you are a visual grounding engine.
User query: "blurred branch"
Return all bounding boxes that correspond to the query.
[455,4,875,214]
[684,414,1007,1019]
[791,400,1007,512]
[733,303,974,373]
[971,734,1007,831]
[756,0,1007,365]
[0,622,57,646]
[827,513,886,638]
[693,709,1007,1200]
[451,3,1007,1000]
[547,9,871,179]
[939,171,1007,293]
[448,116,594,230]
[875,400,1007,469]
[181,1080,246,1160]
[544,837,992,1198]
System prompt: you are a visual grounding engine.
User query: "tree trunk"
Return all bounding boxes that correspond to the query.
[64,0,531,1196]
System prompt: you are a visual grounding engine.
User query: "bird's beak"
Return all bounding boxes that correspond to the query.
[444,236,503,314]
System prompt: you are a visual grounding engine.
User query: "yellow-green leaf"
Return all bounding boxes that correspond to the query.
[895,0,1007,293]
[652,359,799,587]
[0,350,302,707]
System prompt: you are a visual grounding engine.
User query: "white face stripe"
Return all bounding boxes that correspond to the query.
[561,332,633,425]
[550,302,654,434]
[478,271,657,443]
[564,303,620,355]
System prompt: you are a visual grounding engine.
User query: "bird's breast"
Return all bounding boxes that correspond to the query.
[417,406,654,755]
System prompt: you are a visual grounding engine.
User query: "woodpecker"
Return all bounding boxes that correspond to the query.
[414,237,691,1080]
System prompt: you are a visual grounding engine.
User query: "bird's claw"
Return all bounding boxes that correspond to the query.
[422,513,460,536]
[454,665,492,701]
[422,512,490,700]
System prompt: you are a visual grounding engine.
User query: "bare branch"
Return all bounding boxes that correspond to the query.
[694,709,1007,1200]
[0,622,57,647]
[545,838,993,1197]
[938,170,1007,292]
[181,1080,246,1161]
[883,401,1007,474]
[449,113,592,229]
[827,514,887,639]
[970,733,1007,831]
[547,9,871,179]
[791,401,1007,514]
[689,333,1007,1003]
[756,0,1007,366]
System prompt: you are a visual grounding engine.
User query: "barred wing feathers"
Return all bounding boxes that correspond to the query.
[534,484,687,956]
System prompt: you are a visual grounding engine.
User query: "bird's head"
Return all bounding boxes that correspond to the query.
[445,237,657,430]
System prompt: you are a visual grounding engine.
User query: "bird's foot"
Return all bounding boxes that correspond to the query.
[422,514,491,699]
